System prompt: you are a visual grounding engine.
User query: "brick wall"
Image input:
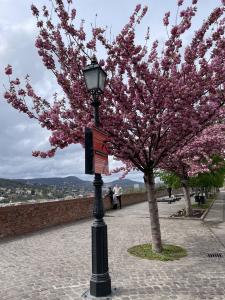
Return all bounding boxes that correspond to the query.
[0,188,182,239]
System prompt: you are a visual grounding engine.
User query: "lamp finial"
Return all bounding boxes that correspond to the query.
[91,55,98,64]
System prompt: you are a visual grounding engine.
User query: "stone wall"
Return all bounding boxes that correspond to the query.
[0,188,182,239]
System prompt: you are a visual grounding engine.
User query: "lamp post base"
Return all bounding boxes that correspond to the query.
[90,219,111,297]
[82,287,117,299]
[90,275,111,297]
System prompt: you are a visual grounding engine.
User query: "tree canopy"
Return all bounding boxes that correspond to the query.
[4,0,225,176]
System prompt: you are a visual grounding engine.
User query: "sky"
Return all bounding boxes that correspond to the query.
[0,0,222,182]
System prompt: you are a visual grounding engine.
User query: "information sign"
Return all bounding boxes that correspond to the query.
[93,127,109,175]
[85,127,109,175]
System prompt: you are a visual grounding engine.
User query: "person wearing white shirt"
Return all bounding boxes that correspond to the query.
[113,184,123,209]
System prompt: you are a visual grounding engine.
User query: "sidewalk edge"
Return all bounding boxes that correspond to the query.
[201,196,217,221]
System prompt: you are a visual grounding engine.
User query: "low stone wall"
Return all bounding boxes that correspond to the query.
[0,198,92,239]
[0,188,182,239]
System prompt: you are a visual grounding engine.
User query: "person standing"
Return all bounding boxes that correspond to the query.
[112,193,118,209]
[113,184,123,209]
[167,187,172,198]
[107,187,114,209]
[117,186,123,209]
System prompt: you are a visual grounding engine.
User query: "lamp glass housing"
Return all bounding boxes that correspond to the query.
[83,61,107,94]
[98,69,106,92]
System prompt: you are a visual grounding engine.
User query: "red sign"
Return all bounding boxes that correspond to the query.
[94,151,109,175]
[92,127,108,154]
[92,127,109,175]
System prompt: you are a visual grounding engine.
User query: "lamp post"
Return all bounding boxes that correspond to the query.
[83,57,111,297]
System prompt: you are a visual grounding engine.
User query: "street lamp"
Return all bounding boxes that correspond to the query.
[83,57,107,94]
[83,56,111,297]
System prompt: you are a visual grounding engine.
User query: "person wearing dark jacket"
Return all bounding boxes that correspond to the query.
[107,187,114,209]
[167,187,172,198]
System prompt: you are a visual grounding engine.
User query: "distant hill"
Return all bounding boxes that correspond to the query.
[11,176,144,190]
[16,176,89,187]
[105,179,144,189]
[0,178,28,188]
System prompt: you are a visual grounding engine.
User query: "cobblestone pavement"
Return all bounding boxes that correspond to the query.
[204,190,225,249]
[1,197,225,300]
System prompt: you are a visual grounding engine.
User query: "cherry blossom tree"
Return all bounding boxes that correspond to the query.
[160,124,225,216]
[4,0,225,252]
[190,157,225,197]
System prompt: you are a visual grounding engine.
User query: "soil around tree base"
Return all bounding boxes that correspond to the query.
[170,208,205,218]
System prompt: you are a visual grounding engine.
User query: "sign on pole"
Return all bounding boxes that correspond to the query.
[85,127,109,175]
[85,127,94,174]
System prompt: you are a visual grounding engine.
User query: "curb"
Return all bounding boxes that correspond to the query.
[163,216,203,221]
[202,192,225,250]
[201,197,217,221]
[204,222,225,250]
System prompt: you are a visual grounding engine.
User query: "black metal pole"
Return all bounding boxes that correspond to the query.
[90,93,111,297]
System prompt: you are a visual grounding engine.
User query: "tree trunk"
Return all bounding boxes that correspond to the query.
[144,170,162,253]
[182,179,193,217]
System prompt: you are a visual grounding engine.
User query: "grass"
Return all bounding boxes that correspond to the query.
[128,244,187,261]
[191,197,214,210]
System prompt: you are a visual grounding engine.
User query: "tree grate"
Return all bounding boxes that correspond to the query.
[207,253,223,258]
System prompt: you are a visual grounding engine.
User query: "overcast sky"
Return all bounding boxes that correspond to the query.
[0,0,222,182]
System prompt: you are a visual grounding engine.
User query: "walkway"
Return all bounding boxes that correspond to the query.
[204,190,225,248]
[0,196,225,300]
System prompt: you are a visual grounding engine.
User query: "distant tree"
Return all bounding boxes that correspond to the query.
[158,171,181,190]
[190,156,225,195]
[4,0,225,252]
[160,125,225,216]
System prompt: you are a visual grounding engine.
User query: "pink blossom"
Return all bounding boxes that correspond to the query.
[5,65,12,75]
[31,4,39,17]
[43,10,49,18]
[4,91,11,99]
[18,89,26,96]
[71,8,76,19]
[171,26,178,36]
[86,40,96,49]
[135,4,141,13]
[163,12,170,26]
[11,78,20,85]
[32,151,40,157]
[40,152,47,158]
[178,0,184,6]
[47,149,55,157]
